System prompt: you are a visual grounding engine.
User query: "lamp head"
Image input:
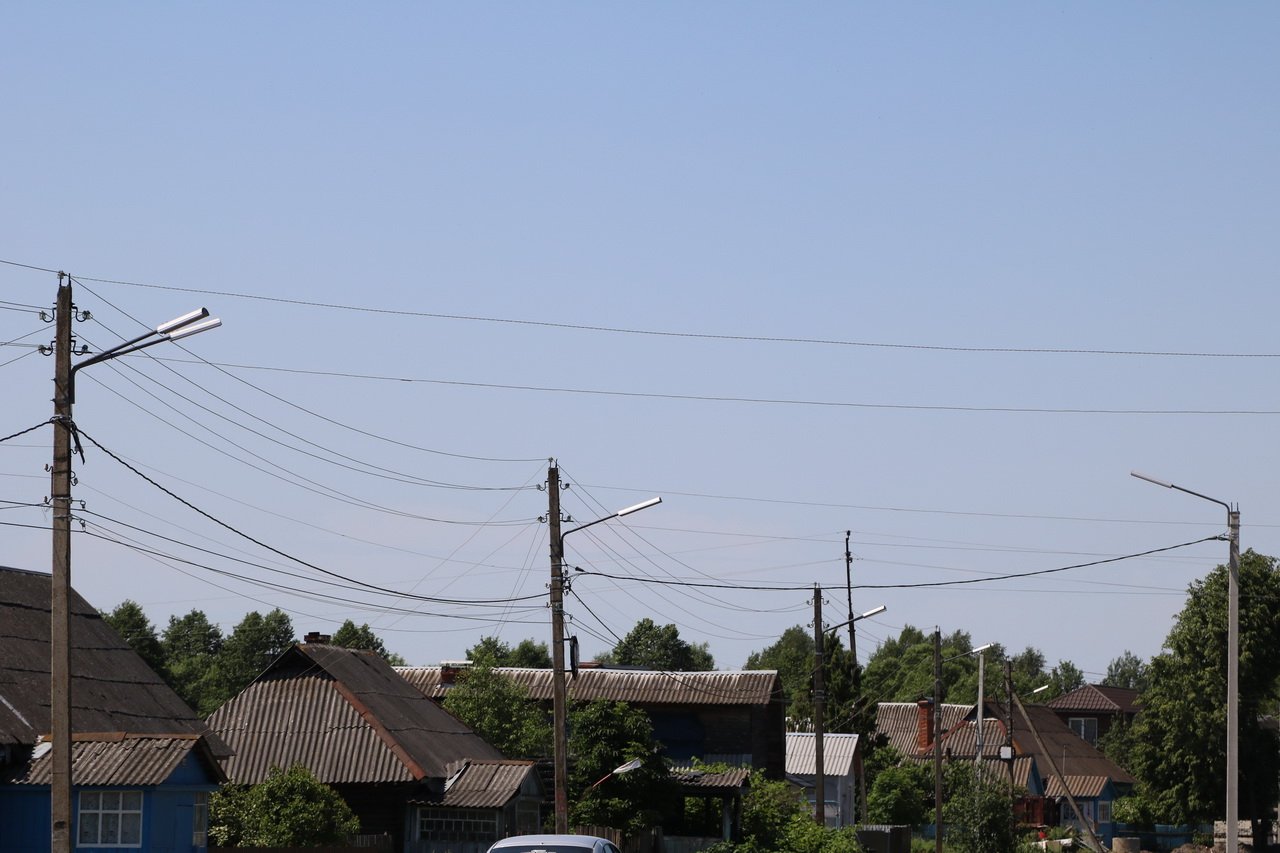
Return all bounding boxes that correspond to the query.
[616,496,661,517]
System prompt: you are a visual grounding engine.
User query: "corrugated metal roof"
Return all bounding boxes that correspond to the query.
[785,732,859,776]
[0,566,226,756]
[6,734,224,786]
[208,645,503,785]
[1047,684,1141,715]
[413,759,539,809]
[672,766,751,792]
[397,666,781,707]
[875,702,972,756]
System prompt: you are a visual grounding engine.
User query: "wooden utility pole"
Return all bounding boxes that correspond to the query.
[547,462,569,833]
[50,275,73,853]
[933,629,943,853]
[812,586,826,825]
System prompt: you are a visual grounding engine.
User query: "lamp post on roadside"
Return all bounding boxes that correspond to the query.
[1131,470,1240,852]
[814,603,886,825]
[931,639,995,853]
[50,275,220,853]
[547,463,660,833]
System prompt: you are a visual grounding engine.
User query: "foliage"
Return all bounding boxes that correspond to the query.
[704,772,863,853]
[745,626,815,720]
[1103,650,1150,692]
[103,600,166,675]
[1095,717,1138,776]
[1111,792,1157,828]
[330,619,405,665]
[941,761,1018,853]
[777,815,863,853]
[442,663,551,758]
[209,764,359,846]
[568,699,678,833]
[602,618,715,671]
[867,760,932,827]
[1129,550,1280,825]
[467,635,552,668]
[159,609,223,713]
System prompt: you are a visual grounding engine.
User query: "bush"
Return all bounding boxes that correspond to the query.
[210,764,359,846]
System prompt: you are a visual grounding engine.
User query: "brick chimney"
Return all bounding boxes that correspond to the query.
[917,698,934,750]
[304,631,331,644]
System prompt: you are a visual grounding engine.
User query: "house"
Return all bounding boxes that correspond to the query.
[207,641,540,853]
[1047,684,1141,747]
[785,732,861,827]
[398,665,787,778]
[876,699,1135,847]
[0,565,227,853]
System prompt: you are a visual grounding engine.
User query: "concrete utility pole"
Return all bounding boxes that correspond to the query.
[844,531,856,670]
[934,629,943,853]
[813,585,826,825]
[50,276,73,853]
[547,463,569,834]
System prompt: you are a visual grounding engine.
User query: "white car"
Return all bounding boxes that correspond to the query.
[485,835,623,853]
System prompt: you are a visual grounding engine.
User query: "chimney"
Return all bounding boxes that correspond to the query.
[304,631,331,644]
[917,698,934,750]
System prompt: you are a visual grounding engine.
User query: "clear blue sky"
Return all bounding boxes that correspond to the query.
[2,3,1277,685]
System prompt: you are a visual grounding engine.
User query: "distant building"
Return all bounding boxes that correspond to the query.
[1047,684,1141,746]
[785,732,862,826]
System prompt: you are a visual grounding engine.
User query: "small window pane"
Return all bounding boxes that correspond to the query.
[121,791,142,810]
[102,790,121,811]
[78,813,99,844]
[120,813,142,845]
[81,791,101,810]
[103,812,121,844]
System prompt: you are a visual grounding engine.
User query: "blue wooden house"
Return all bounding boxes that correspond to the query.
[0,566,227,853]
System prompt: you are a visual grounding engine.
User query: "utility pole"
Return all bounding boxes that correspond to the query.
[812,585,826,825]
[51,275,73,853]
[933,629,943,853]
[844,531,856,670]
[1227,506,1240,853]
[1005,660,1015,798]
[547,462,569,834]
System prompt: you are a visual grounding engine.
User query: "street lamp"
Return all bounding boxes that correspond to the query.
[546,468,660,833]
[1131,469,1240,852]
[931,638,995,853]
[49,277,220,853]
[814,604,886,824]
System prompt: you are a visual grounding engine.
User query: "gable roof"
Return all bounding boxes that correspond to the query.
[412,759,541,809]
[4,733,225,785]
[397,666,781,707]
[208,644,503,785]
[786,732,859,776]
[875,701,972,756]
[1047,684,1141,715]
[0,565,224,752]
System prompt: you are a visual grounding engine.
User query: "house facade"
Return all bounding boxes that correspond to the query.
[785,732,861,827]
[398,665,786,778]
[0,565,226,853]
[1047,683,1141,747]
[207,642,538,853]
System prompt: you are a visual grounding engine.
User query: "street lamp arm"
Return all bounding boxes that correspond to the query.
[67,310,221,403]
[825,604,886,634]
[1130,470,1232,511]
[560,496,661,543]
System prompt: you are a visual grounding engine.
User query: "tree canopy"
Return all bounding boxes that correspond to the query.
[1129,550,1280,832]
[466,635,552,668]
[103,600,165,675]
[209,764,359,846]
[331,619,405,665]
[442,664,551,759]
[568,699,678,833]
[601,618,714,671]
[1103,650,1150,691]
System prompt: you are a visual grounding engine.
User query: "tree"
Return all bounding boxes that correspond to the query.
[331,619,406,665]
[1103,650,1150,692]
[442,664,551,759]
[160,609,223,713]
[941,761,1018,853]
[745,626,815,721]
[606,618,714,671]
[1129,550,1280,842]
[209,764,359,846]
[866,759,931,827]
[568,699,678,833]
[1046,659,1085,700]
[102,600,165,675]
[200,609,295,715]
[466,635,552,668]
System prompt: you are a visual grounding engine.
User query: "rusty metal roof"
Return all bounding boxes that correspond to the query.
[397,666,781,706]
[785,732,859,776]
[875,702,972,756]
[411,759,540,808]
[6,733,225,786]
[1044,774,1111,799]
[208,644,503,785]
[0,566,226,755]
[672,766,751,793]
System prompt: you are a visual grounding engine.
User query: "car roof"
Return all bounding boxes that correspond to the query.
[487,835,613,850]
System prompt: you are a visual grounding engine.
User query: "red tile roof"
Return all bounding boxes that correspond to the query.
[1047,684,1140,714]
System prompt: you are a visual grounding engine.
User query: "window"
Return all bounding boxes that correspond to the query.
[418,807,498,842]
[78,790,143,847]
[1068,717,1098,745]
[193,792,209,847]
[1097,800,1112,825]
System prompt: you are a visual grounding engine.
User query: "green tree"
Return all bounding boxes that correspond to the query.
[200,609,295,715]
[442,664,551,759]
[745,626,815,721]
[160,609,223,713]
[568,700,678,833]
[103,600,165,675]
[866,760,931,827]
[941,761,1017,853]
[1045,659,1085,700]
[738,770,808,851]
[1103,650,1150,692]
[330,619,406,665]
[466,635,552,668]
[605,618,714,671]
[209,764,359,846]
[1129,550,1280,842]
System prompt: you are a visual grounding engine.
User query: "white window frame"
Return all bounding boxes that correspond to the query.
[1068,716,1098,745]
[77,789,144,848]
